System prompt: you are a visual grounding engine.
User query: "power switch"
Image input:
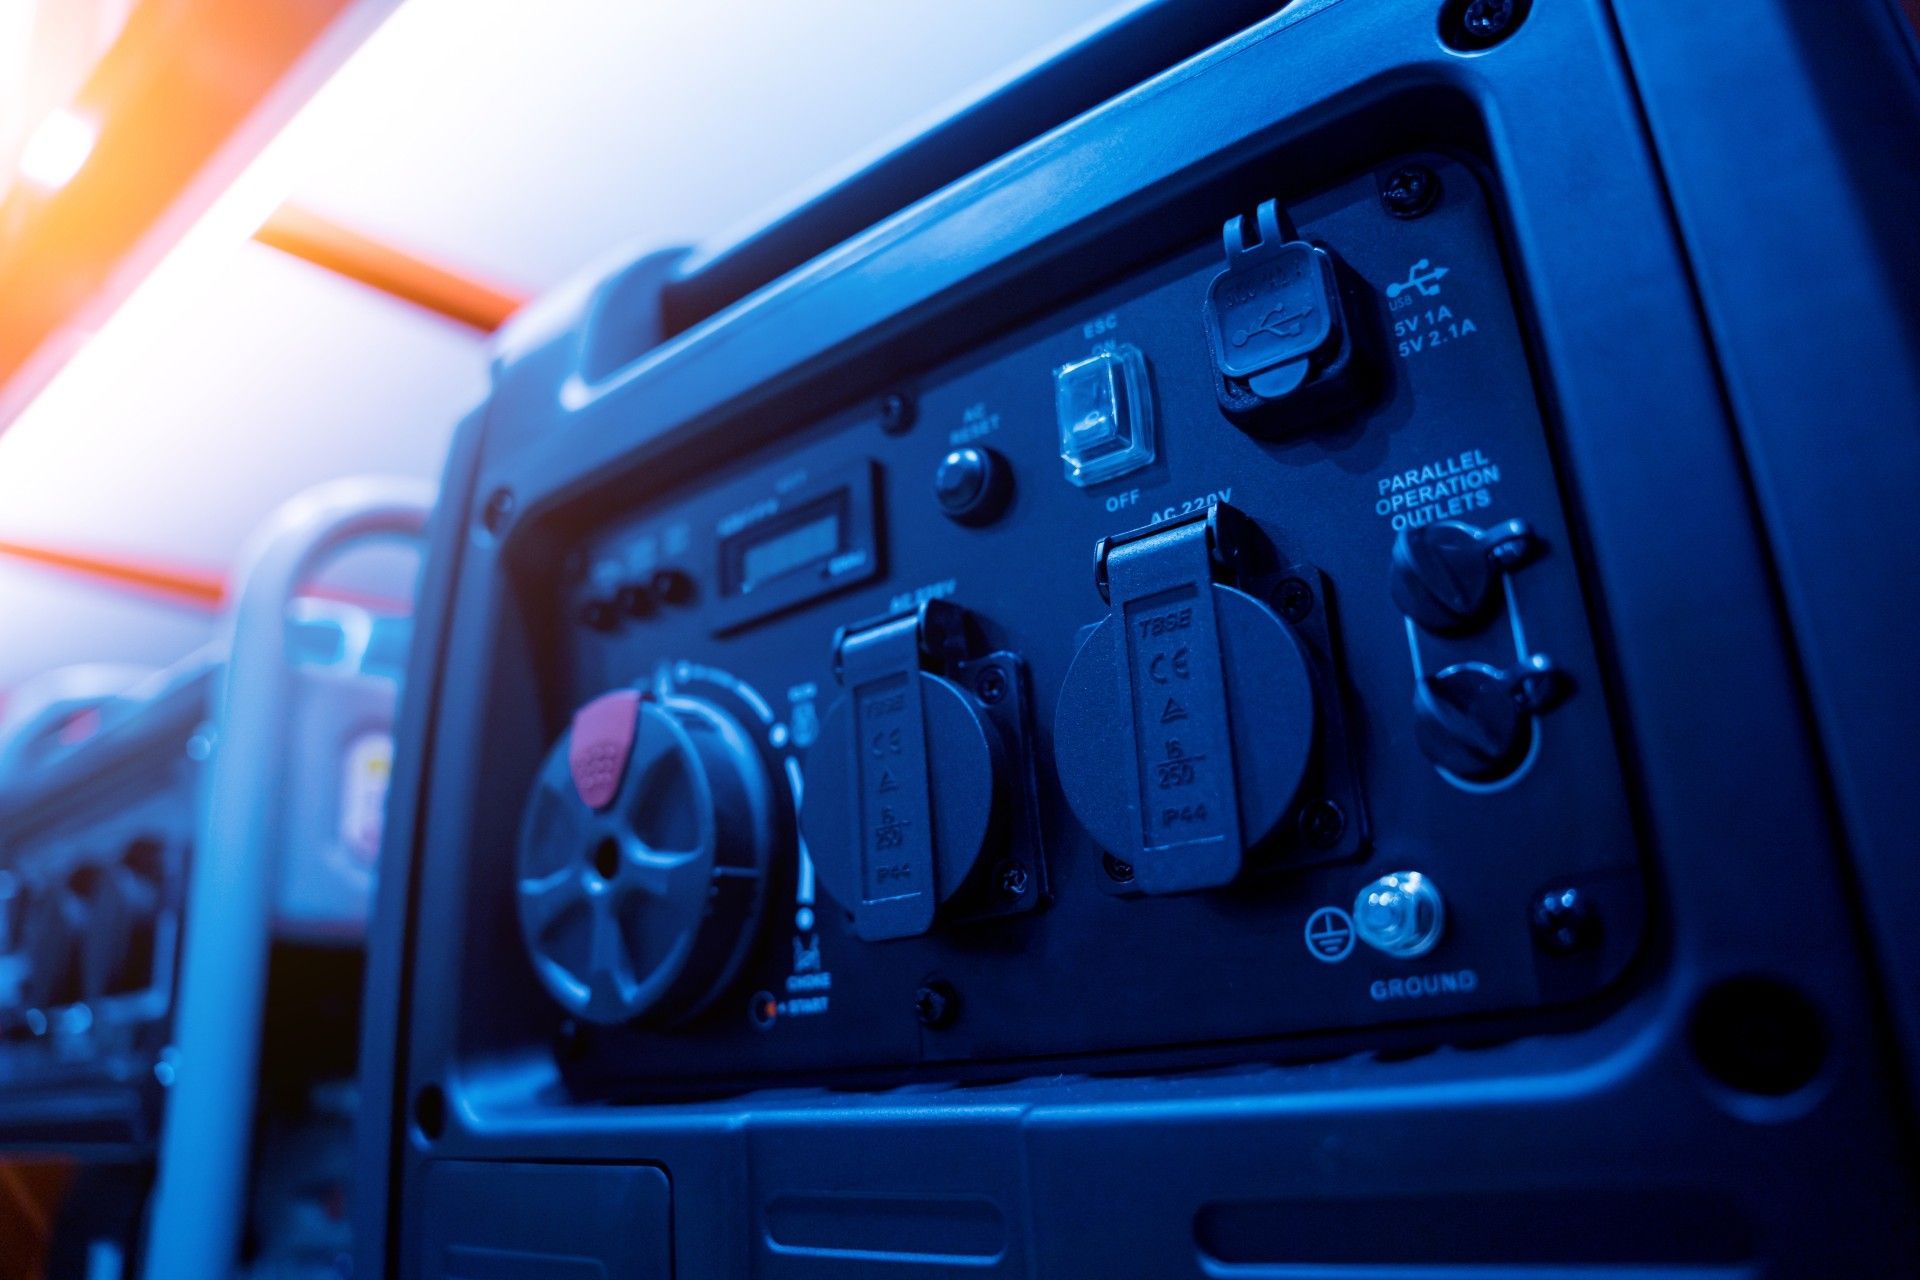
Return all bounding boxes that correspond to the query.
[1055,344,1156,488]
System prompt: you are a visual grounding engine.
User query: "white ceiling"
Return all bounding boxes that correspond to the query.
[0,0,1131,699]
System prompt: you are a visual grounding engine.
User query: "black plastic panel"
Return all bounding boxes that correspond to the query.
[416,1161,670,1279]
[518,153,1643,1093]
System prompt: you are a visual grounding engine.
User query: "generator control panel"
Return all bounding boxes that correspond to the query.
[497,153,1643,1092]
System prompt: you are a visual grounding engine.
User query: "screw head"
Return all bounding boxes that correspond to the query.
[1463,0,1517,38]
[974,665,1009,705]
[480,487,515,536]
[1380,165,1439,219]
[1276,576,1315,622]
[913,981,956,1028]
[1102,852,1136,884]
[1298,799,1346,849]
[1530,886,1602,954]
[996,861,1030,898]
[879,391,917,436]
[1443,0,1531,50]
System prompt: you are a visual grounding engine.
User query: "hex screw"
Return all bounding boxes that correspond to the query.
[997,861,1030,898]
[1276,577,1315,622]
[1298,799,1346,850]
[1380,165,1439,219]
[480,487,515,537]
[975,666,1009,705]
[914,981,957,1028]
[1530,886,1602,955]
[879,391,917,436]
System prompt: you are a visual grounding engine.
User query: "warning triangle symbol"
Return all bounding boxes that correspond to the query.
[1160,697,1188,724]
[878,769,899,792]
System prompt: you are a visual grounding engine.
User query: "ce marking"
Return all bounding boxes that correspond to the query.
[1149,648,1191,684]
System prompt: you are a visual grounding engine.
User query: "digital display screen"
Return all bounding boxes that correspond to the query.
[734,505,841,595]
[710,464,880,630]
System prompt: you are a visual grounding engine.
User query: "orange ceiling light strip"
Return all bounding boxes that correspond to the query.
[0,536,226,609]
[0,0,398,430]
[0,536,413,614]
[254,203,528,332]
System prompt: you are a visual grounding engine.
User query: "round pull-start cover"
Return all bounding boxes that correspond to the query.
[518,690,775,1026]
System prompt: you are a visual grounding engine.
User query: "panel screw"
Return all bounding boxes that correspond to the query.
[914,981,957,1028]
[1464,0,1518,39]
[1102,852,1136,884]
[996,861,1030,898]
[1379,165,1439,219]
[1442,0,1531,51]
[1276,577,1315,622]
[974,666,1009,704]
[1298,799,1346,849]
[1530,886,1602,954]
[880,391,917,436]
[480,487,515,536]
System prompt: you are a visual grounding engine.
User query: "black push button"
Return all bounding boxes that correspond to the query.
[934,446,1010,524]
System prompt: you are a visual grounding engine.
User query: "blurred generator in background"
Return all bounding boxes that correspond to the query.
[356,0,1920,1277]
[0,478,430,1278]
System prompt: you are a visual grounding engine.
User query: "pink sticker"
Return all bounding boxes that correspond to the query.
[568,689,641,810]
